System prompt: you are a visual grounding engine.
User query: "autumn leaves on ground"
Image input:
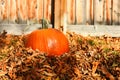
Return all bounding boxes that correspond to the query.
[0,31,120,80]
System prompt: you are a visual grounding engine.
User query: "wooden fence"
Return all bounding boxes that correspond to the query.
[0,0,120,28]
[0,0,52,24]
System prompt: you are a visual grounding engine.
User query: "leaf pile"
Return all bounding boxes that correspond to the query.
[0,31,120,80]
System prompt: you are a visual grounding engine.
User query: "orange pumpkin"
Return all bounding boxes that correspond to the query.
[25,28,69,56]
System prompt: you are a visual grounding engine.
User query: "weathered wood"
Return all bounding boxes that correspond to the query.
[111,0,113,25]
[112,0,119,25]
[27,0,37,20]
[0,0,52,23]
[0,0,120,25]
[9,0,17,23]
[54,0,61,29]
[94,0,104,25]
[90,0,94,24]
[86,0,90,24]
[76,0,85,24]
[17,0,28,23]
[61,0,67,33]
[67,0,75,24]
[37,0,43,22]
[54,0,67,31]
[0,0,9,23]
[43,0,51,22]
[106,0,111,25]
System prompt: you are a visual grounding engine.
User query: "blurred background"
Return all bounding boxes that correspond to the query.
[0,0,120,36]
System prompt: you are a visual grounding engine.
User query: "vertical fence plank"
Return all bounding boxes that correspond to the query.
[37,0,52,23]
[76,0,86,24]
[89,0,94,24]
[54,0,61,29]
[37,0,43,22]
[105,0,111,24]
[0,0,9,23]
[54,0,67,31]
[111,0,113,25]
[43,0,51,22]
[94,0,104,25]
[9,0,17,23]
[86,0,89,24]
[0,0,2,21]
[86,0,94,24]
[17,0,28,23]
[112,0,119,25]
[118,0,120,24]
[27,0,37,20]
[61,0,67,33]
[67,0,75,24]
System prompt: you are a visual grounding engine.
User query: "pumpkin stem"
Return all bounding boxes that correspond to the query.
[41,18,49,29]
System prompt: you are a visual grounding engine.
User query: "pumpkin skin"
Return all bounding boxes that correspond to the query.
[25,28,69,56]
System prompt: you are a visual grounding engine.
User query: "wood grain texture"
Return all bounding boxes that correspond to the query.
[86,0,90,24]
[43,0,51,22]
[18,0,28,21]
[94,0,104,24]
[76,0,86,24]
[37,0,43,21]
[106,0,111,24]
[112,0,119,25]
[10,0,17,22]
[54,0,61,29]
[27,0,37,19]
[0,0,9,21]
[90,0,94,24]
[67,0,75,24]
[0,0,119,25]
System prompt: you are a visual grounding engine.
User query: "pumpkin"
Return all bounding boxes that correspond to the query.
[25,28,69,56]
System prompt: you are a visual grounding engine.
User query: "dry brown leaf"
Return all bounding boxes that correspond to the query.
[0,31,120,79]
[101,65,115,80]
[92,61,100,75]
[74,67,82,78]
[0,71,7,76]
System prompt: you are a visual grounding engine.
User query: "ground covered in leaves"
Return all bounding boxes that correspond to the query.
[0,31,120,80]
